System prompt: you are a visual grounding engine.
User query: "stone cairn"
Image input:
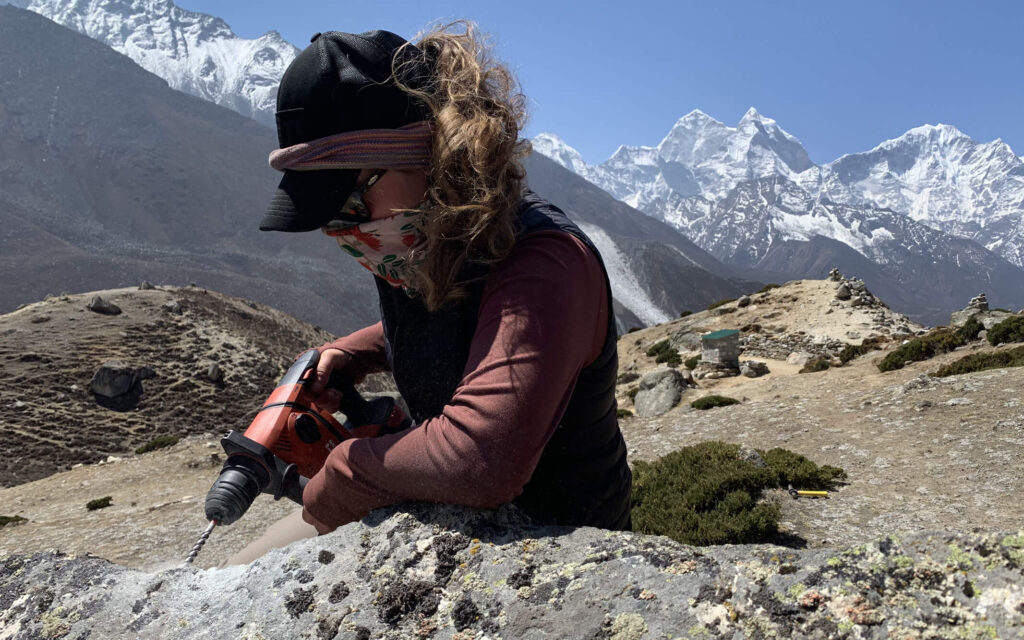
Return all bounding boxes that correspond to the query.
[966,293,989,312]
[828,268,916,337]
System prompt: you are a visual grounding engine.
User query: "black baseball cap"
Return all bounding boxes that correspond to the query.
[260,30,431,232]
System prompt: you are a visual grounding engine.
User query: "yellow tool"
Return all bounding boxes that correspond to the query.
[788,484,829,499]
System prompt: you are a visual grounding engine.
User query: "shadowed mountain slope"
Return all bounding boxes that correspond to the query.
[0,5,377,335]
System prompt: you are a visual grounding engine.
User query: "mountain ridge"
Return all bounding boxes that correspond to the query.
[12,0,297,127]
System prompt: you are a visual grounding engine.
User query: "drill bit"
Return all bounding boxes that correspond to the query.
[184,520,217,565]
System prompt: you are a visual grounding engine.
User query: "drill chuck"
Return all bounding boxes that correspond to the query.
[204,463,262,526]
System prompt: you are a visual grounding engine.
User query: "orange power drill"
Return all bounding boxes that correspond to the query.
[189,349,410,561]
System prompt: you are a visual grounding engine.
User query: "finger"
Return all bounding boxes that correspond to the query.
[312,349,350,393]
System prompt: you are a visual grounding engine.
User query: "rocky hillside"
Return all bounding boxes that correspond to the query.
[0,285,340,487]
[2,280,1023,637]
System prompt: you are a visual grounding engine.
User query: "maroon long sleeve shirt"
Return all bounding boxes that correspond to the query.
[302,230,608,533]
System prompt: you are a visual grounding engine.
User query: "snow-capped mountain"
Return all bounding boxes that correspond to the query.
[535,111,1024,270]
[802,125,1024,267]
[534,108,815,209]
[11,0,296,127]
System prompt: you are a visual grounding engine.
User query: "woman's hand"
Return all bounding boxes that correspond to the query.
[307,348,353,413]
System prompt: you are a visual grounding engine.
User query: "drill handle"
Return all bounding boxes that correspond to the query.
[326,370,371,420]
[326,370,411,435]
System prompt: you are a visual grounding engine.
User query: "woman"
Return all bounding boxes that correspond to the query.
[234,22,630,561]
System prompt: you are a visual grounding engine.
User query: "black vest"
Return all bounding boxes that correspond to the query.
[374,191,632,530]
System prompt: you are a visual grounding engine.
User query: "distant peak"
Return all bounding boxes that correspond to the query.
[681,109,713,121]
[903,123,968,139]
[671,109,724,131]
[739,107,780,128]
[534,132,565,144]
[530,133,588,168]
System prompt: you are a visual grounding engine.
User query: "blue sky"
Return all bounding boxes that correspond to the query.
[177,0,1024,166]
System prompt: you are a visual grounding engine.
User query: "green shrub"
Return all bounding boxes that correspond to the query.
[86,496,113,511]
[135,435,179,455]
[0,515,27,528]
[758,284,780,293]
[955,315,985,342]
[679,310,693,318]
[645,340,682,367]
[933,345,1024,377]
[878,328,966,372]
[707,298,736,310]
[616,408,633,419]
[627,326,642,333]
[838,344,871,364]
[684,355,701,369]
[616,372,640,385]
[760,448,847,489]
[987,316,1024,346]
[691,395,740,410]
[799,357,831,374]
[838,336,887,364]
[627,386,639,402]
[631,442,846,546]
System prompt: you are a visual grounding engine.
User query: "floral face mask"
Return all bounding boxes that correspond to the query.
[322,208,427,288]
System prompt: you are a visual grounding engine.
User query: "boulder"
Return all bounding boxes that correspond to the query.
[835,284,851,300]
[740,360,770,378]
[786,351,813,367]
[1,504,1023,639]
[736,295,751,308]
[633,368,685,417]
[90,362,143,411]
[86,295,121,315]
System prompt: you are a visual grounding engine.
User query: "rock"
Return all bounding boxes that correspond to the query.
[967,292,989,311]
[786,351,813,367]
[633,368,685,417]
[205,363,224,384]
[89,362,143,411]
[2,505,1024,639]
[162,301,182,314]
[737,444,767,468]
[679,368,695,386]
[828,267,842,281]
[981,312,1014,329]
[736,295,751,308]
[138,281,155,290]
[740,360,769,378]
[835,284,851,300]
[950,309,1014,329]
[850,295,864,307]
[86,295,121,316]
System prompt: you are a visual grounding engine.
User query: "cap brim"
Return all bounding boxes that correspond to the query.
[260,169,360,232]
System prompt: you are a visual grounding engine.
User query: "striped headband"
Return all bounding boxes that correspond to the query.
[269,121,433,172]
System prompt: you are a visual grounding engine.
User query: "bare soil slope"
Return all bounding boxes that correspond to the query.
[0,286,336,486]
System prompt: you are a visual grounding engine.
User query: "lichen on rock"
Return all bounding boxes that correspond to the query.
[2,504,1023,639]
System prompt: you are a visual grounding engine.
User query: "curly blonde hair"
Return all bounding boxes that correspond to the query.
[393,21,530,311]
